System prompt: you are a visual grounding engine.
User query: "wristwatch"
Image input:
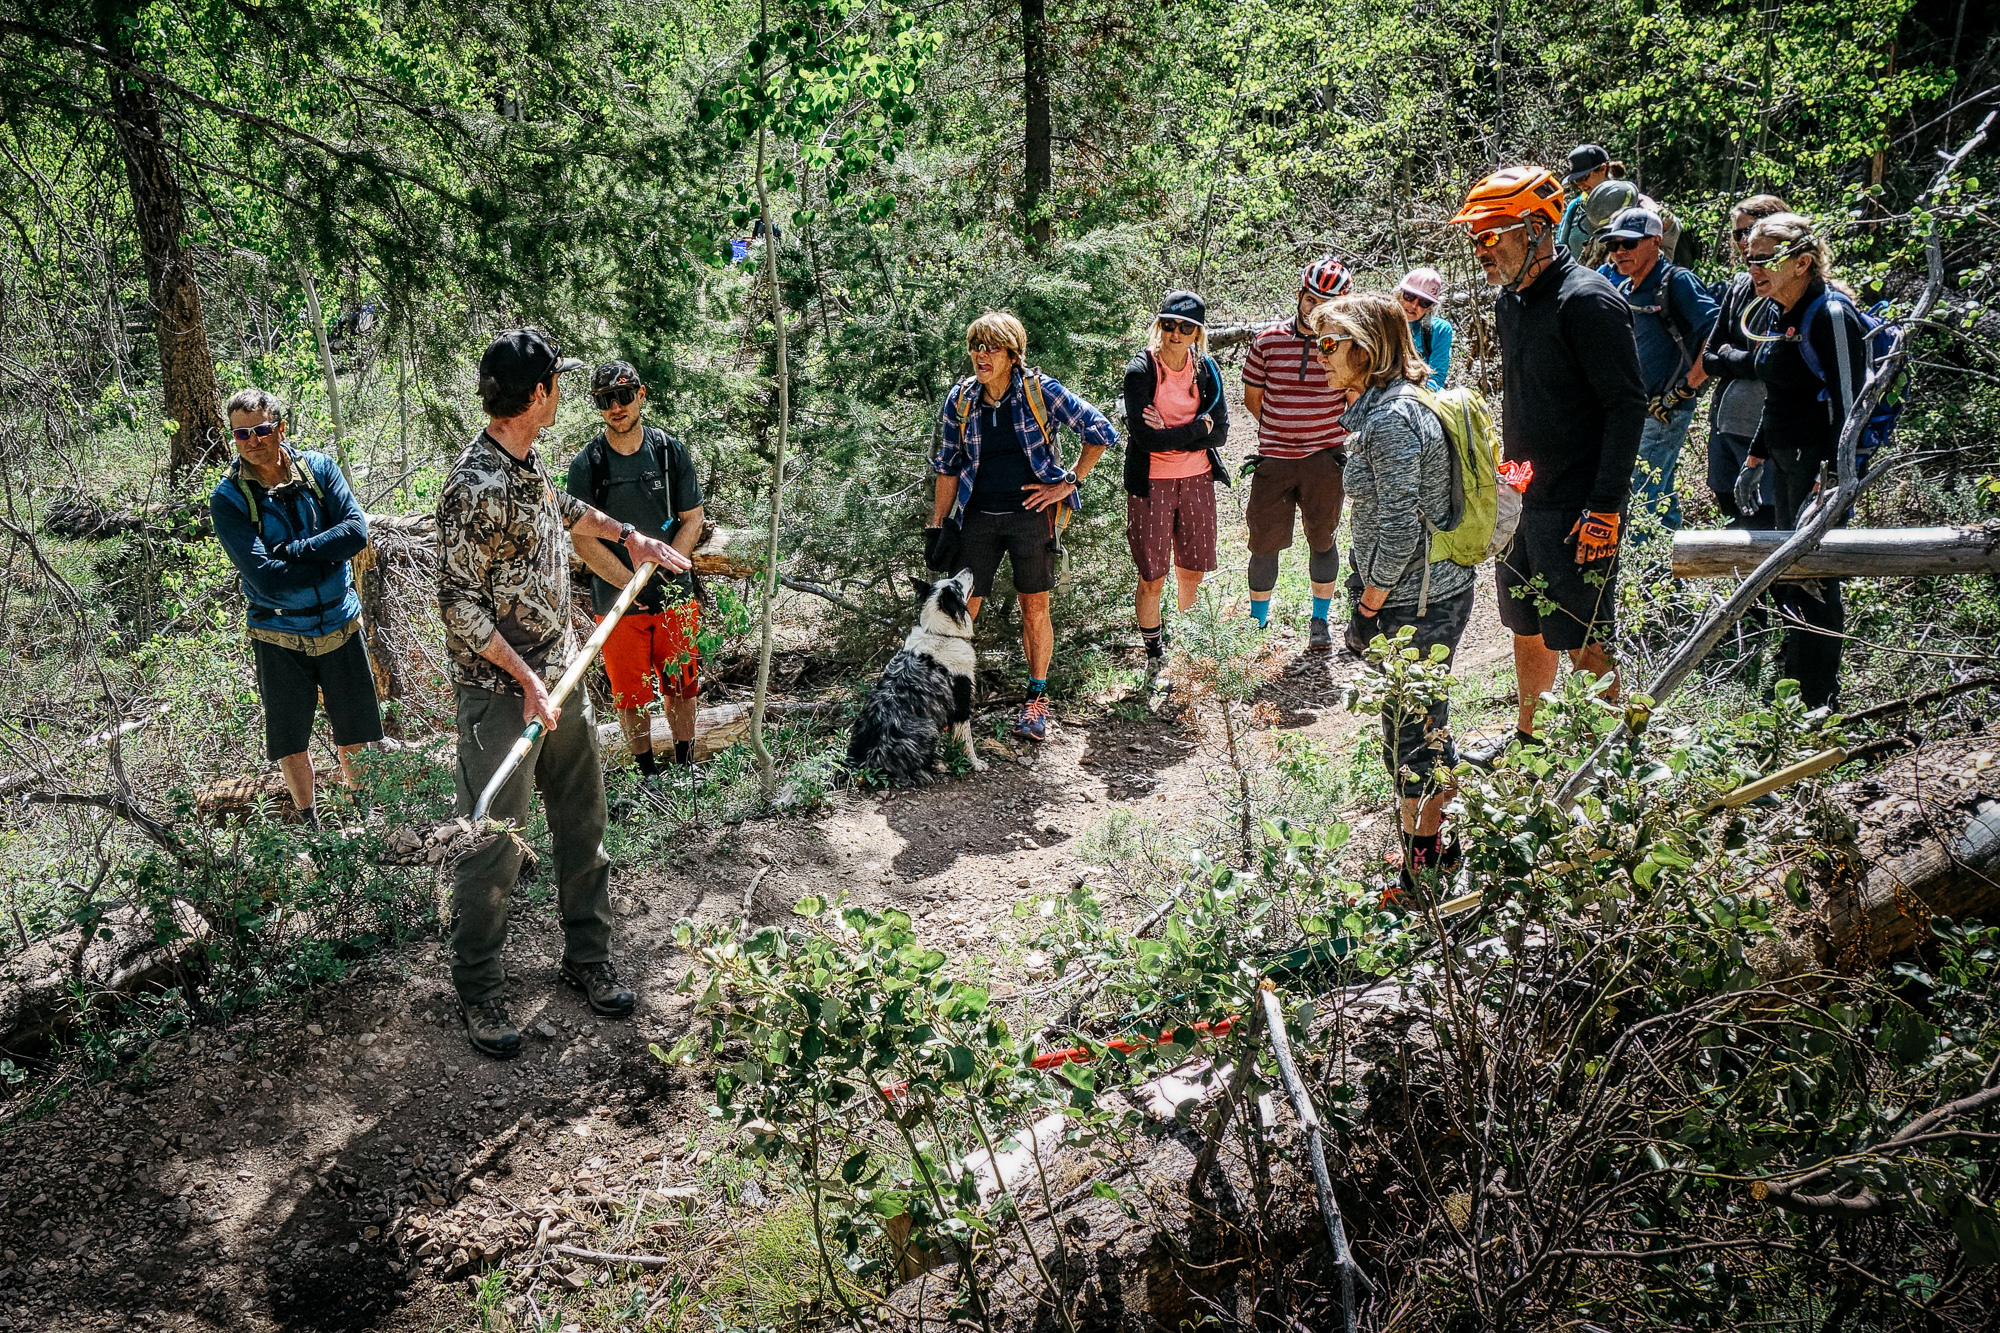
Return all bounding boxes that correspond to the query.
[617,522,635,545]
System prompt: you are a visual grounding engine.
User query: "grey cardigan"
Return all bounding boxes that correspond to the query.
[1341,382,1476,611]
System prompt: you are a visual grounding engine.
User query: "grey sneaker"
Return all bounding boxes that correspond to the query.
[1308,617,1334,653]
[560,959,637,1018]
[460,997,523,1060]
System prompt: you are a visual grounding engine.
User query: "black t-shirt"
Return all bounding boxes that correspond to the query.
[970,400,1034,514]
[564,425,704,615]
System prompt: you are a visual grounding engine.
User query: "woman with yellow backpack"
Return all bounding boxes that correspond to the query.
[1313,291,1489,898]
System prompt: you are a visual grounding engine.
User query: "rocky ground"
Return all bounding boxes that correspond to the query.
[0,599,1513,1332]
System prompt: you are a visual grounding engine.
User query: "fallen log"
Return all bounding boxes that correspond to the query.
[1672,526,2000,580]
[591,699,830,763]
[1760,725,2000,976]
[0,900,209,1061]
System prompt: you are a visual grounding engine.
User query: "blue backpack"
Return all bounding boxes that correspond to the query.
[1793,290,1904,471]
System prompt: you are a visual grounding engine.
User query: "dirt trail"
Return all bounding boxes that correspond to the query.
[0,598,1510,1332]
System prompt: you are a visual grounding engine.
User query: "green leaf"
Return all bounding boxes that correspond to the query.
[794,894,824,917]
[940,1045,976,1082]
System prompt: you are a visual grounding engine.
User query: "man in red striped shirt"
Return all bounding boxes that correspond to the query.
[1241,256,1354,652]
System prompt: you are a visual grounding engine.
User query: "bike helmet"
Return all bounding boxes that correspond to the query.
[1301,255,1353,299]
[1449,167,1566,229]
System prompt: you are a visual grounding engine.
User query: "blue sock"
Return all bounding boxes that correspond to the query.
[1249,599,1270,627]
[1312,596,1332,621]
[1027,677,1046,698]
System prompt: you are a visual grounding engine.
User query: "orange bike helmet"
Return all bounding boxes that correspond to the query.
[1450,168,1565,229]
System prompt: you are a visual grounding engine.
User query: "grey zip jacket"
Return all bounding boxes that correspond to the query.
[1342,382,1475,611]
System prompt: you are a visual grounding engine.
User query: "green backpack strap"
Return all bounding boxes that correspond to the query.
[231,448,321,529]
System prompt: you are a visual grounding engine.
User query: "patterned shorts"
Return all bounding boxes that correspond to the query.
[1125,475,1219,582]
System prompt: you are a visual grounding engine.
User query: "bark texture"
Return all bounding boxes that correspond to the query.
[101,15,224,475]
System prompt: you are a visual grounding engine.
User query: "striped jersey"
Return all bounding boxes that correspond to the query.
[1241,319,1350,458]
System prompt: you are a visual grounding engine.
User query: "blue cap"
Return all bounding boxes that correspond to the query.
[1602,207,1663,242]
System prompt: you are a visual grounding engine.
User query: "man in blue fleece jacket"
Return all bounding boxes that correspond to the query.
[210,387,382,825]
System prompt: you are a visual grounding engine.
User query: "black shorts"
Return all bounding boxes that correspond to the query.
[252,630,385,761]
[960,508,1057,598]
[1377,585,1475,798]
[1495,506,1619,652]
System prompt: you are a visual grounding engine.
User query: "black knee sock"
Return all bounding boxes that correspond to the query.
[1407,832,1441,867]
[635,748,659,775]
[1140,621,1165,658]
[674,740,693,766]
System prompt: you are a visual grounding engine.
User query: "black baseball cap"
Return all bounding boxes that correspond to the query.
[477,328,583,398]
[591,360,643,393]
[1157,290,1206,327]
[1563,143,1611,185]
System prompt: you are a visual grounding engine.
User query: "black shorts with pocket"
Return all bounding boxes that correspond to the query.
[1376,585,1475,798]
[1495,505,1619,652]
[959,508,1057,598]
[252,629,385,761]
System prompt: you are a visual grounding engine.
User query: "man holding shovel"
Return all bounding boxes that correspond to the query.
[437,328,691,1059]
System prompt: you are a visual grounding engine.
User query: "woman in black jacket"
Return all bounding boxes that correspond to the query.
[1701,213,1871,708]
[1122,290,1230,680]
[1694,192,1787,525]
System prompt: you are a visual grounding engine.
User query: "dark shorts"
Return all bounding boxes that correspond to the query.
[1376,585,1475,798]
[1495,506,1619,652]
[961,508,1057,598]
[1125,476,1219,581]
[252,630,385,761]
[1245,450,1344,556]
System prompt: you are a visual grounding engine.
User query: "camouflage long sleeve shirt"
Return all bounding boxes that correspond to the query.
[437,431,588,695]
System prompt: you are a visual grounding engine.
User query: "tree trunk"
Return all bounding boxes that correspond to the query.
[1021,0,1053,250]
[748,0,790,803]
[101,29,223,477]
[1671,526,2000,580]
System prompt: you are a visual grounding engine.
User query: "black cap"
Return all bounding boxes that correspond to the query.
[592,360,643,393]
[1563,143,1611,184]
[1158,290,1206,326]
[477,328,583,399]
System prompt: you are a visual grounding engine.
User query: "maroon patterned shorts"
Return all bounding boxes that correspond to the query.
[1125,475,1219,582]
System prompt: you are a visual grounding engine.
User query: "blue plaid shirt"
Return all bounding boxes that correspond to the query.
[932,368,1118,527]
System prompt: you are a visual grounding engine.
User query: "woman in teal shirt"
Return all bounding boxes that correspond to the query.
[1396,267,1453,390]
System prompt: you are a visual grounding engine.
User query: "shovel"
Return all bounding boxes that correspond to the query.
[472,561,660,821]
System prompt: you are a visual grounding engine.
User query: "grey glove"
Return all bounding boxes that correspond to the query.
[1733,458,1766,517]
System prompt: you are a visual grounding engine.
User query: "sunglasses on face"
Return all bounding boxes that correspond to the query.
[232,422,280,442]
[1731,227,1755,242]
[1159,318,1200,336]
[1744,251,1791,270]
[968,340,1015,356]
[1604,238,1646,252]
[593,386,641,409]
[1399,293,1437,311]
[1316,334,1354,356]
[1470,222,1527,249]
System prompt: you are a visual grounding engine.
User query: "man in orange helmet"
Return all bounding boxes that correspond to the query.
[1452,167,1647,765]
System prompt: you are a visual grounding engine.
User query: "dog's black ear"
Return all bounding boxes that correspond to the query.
[935,579,966,619]
[909,575,934,601]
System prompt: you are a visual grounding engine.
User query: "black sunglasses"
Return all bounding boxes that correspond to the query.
[1731,227,1754,242]
[232,422,280,442]
[1158,318,1201,336]
[593,386,641,409]
[1604,237,1647,252]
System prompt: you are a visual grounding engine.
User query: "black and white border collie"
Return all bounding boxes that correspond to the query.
[843,570,987,788]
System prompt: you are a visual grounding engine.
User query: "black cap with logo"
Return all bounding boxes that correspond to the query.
[477,328,583,399]
[1563,143,1611,185]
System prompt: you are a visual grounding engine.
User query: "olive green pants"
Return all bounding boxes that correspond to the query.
[450,682,613,1004]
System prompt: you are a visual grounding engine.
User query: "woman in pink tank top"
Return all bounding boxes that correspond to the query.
[1120,290,1232,684]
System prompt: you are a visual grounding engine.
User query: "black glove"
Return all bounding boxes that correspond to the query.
[1345,607,1382,657]
[1240,455,1263,479]
[922,524,960,574]
[1732,459,1766,517]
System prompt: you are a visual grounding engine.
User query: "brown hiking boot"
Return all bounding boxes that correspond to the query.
[460,997,523,1060]
[560,959,637,1018]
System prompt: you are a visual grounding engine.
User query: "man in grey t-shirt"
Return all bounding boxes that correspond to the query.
[566,362,706,779]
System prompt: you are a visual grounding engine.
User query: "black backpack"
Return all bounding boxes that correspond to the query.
[584,425,684,533]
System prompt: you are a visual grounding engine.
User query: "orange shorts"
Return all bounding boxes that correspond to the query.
[597,602,700,708]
